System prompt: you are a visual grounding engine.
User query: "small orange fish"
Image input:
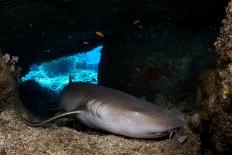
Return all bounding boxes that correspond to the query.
[96,31,104,38]
[83,41,90,45]
[132,19,140,25]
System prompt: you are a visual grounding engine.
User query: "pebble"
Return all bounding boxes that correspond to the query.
[178,136,188,144]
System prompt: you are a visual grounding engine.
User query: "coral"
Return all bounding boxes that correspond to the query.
[198,69,219,110]
[214,4,232,67]
[197,68,231,154]
[209,109,232,153]
[0,52,20,112]
[198,1,232,154]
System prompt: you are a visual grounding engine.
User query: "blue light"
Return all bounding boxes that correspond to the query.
[21,45,103,93]
[79,46,102,64]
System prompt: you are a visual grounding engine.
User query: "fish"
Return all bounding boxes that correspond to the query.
[96,31,104,38]
[133,19,140,25]
[24,82,184,139]
[82,41,90,45]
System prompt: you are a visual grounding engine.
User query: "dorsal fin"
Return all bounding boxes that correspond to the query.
[69,74,72,84]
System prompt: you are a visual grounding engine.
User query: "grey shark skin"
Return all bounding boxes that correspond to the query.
[28,82,184,139]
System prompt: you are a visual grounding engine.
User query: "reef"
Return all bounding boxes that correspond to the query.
[198,1,232,153]
[0,53,20,112]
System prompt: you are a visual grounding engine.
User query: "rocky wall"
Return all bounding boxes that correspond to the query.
[198,1,232,153]
[0,53,19,112]
[99,23,217,115]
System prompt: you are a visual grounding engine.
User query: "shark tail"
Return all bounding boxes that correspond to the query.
[22,110,83,127]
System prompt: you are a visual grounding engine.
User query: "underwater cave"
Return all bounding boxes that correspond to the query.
[0,0,231,154]
[20,45,103,116]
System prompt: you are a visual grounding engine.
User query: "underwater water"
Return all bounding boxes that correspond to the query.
[21,45,103,93]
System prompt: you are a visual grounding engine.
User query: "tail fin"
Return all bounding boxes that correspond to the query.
[22,110,83,127]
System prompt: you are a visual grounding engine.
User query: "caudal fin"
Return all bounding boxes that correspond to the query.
[22,110,83,127]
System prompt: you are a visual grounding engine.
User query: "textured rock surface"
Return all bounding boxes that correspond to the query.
[198,1,232,153]
[0,53,19,112]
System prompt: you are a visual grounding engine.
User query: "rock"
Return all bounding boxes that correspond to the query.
[199,1,232,153]
[0,53,19,112]
[188,113,201,133]
[178,136,188,144]
[19,80,59,117]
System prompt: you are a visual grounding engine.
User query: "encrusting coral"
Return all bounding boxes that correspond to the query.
[0,52,20,112]
[196,1,232,154]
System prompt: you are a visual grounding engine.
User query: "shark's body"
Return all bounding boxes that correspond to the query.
[27,82,184,138]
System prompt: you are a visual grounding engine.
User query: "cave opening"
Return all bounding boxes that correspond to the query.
[20,45,103,116]
[21,45,103,93]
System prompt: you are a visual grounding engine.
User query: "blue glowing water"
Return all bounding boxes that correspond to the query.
[21,46,103,93]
